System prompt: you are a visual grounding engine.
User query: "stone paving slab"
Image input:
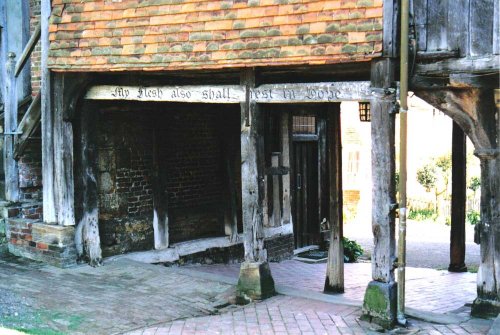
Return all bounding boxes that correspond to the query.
[0,255,234,334]
[186,260,477,314]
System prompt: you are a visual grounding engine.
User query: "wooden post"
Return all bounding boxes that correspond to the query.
[449,121,467,272]
[237,68,275,301]
[270,152,281,227]
[53,74,75,226]
[471,89,500,317]
[280,112,291,225]
[41,0,56,223]
[152,129,169,249]
[4,52,19,201]
[74,101,102,266]
[324,103,344,293]
[362,59,397,328]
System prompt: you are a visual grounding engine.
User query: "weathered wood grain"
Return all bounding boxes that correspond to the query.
[324,103,344,293]
[383,0,399,57]
[240,68,267,263]
[470,0,494,56]
[14,22,40,78]
[53,74,75,226]
[4,53,19,201]
[41,0,56,223]
[14,92,40,160]
[152,129,169,250]
[370,59,396,283]
[280,112,291,226]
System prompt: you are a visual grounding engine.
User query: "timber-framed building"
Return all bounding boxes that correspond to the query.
[0,0,498,327]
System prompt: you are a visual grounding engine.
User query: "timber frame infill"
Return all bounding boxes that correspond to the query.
[43,67,375,267]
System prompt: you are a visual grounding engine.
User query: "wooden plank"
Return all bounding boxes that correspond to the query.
[74,101,102,266]
[152,129,169,249]
[53,74,75,226]
[14,22,40,78]
[252,82,371,103]
[41,0,56,223]
[4,52,19,201]
[413,0,428,51]
[85,82,372,104]
[414,55,499,75]
[494,0,499,55]
[280,112,291,226]
[447,0,469,57]
[449,122,467,272]
[85,85,245,103]
[317,116,328,238]
[369,58,396,284]
[470,0,494,56]
[426,0,448,51]
[324,103,344,293]
[271,153,281,227]
[383,0,398,57]
[14,92,41,160]
[240,68,267,262]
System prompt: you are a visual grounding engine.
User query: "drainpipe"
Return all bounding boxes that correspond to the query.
[397,0,409,326]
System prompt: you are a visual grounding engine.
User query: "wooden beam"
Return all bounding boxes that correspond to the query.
[41,0,56,223]
[14,22,40,78]
[53,74,75,226]
[240,68,266,263]
[4,52,19,201]
[382,0,399,57]
[324,103,344,293]
[152,129,169,249]
[84,81,372,104]
[415,55,500,76]
[280,112,291,226]
[14,92,41,160]
[449,122,467,272]
[369,58,396,283]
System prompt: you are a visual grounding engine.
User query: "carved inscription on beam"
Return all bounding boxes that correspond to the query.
[84,81,371,104]
[85,85,246,103]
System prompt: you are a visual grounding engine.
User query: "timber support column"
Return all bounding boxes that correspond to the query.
[362,59,397,328]
[449,122,467,272]
[237,68,275,302]
[472,89,500,317]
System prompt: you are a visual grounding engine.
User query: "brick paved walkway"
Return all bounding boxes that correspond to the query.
[125,296,493,335]
[187,260,477,314]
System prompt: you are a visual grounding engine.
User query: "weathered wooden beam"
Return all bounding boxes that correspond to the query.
[74,101,102,266]
[280,112,291,226]
[270,153,281,227]
[4,52,19,201]
[14,22,40,78]
[14,92,41,160]
[449,122,467,272]
[53,74,75,226]
[324,103,344,293]
[382,0,399,57]
[237,68,275,301]
[152,129,169,249]
[362,58,397,328]
[84,81,372,104]
[416,50,459,62]
[414,55,500,76]
[41,0,56,223]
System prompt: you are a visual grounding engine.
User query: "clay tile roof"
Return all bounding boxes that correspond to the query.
[48,0,383,72]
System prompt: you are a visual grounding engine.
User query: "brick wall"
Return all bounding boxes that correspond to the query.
[265,234,294,262]
[29,0,41,97]
[18,139,43,205]
[95,104,240,254]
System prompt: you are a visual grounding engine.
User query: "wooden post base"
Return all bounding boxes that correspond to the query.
[471,298,500,318]
[361,281,397,329]
[236,261,275,303]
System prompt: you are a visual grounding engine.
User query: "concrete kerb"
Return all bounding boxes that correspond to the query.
[487,313,500,335]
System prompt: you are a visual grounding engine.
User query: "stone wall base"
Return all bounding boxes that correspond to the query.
[6,218,77,268]
[361,281,397,329]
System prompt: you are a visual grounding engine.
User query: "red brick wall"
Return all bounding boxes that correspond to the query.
[18,140,43,204]
[30,0,41,96]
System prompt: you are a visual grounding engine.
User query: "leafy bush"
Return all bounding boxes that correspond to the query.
[343,237,364,263]
[468,176,480,192]
[466,210,480,225]
[408,208,436,221]
[416,164,437,192]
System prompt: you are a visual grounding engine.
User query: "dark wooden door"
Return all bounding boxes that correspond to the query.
[292,140,320,248]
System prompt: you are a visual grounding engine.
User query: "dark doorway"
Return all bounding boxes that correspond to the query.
[290,112,327,249]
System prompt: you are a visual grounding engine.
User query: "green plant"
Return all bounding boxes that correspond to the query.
[466,210,480,225]
[416,164,437,192]
[408,208,436,221]
[468,176,481,192]
[343,237,363,263]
